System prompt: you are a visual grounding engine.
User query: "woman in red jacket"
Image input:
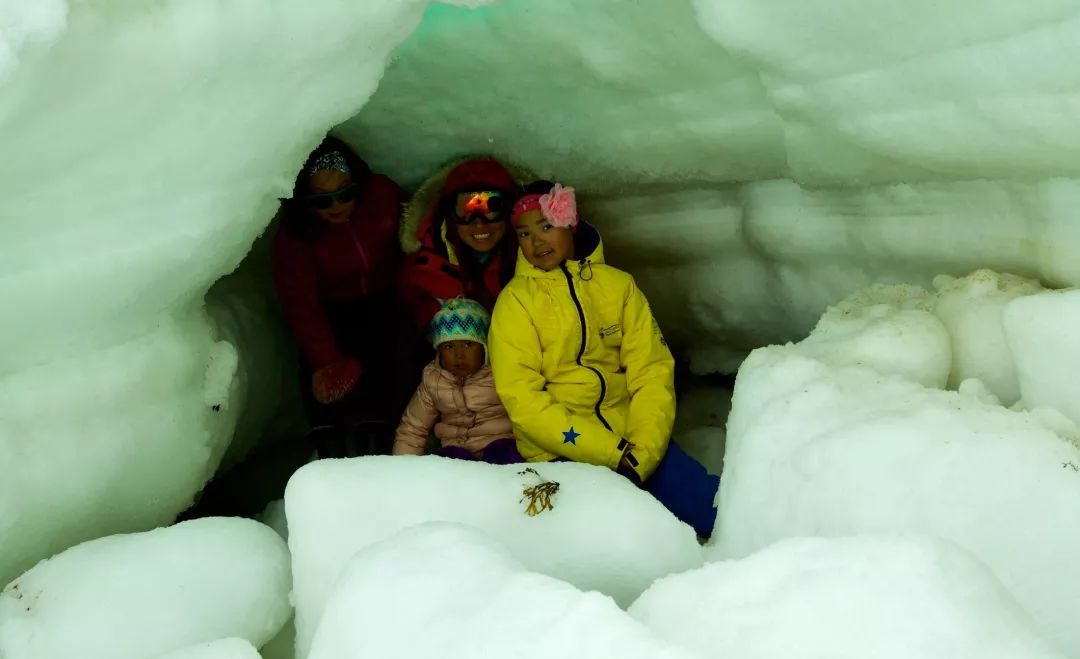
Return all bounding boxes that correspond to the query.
[398,158,524,376]
[399,156,529,326]
[273,137,405,458]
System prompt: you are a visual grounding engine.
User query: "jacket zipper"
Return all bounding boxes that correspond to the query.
[457,375,472,438]
[560,262,612,432]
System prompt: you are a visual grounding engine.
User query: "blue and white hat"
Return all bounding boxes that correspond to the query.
[430,298,490,350]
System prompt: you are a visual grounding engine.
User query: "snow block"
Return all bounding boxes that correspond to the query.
[1005,288,1080,425]
[800,284,951,389]
[633,536,1064,659]
[308,523,696,659]
[715,346,1080,656]
[933,269,1042,404]
[0,518,291,659]
[286,457,702,656]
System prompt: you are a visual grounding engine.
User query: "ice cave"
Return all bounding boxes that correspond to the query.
[2,0,1079,657]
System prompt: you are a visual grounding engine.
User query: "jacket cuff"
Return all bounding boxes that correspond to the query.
[609,437,637,471]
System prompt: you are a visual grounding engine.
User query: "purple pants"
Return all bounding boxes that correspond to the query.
[437,438,524,465]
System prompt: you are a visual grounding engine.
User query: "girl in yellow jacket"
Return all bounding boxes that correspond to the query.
[489,181,720,538]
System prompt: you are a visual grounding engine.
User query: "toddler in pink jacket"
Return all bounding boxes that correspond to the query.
[393,298,522,463]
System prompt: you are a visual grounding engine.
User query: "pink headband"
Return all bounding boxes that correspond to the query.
[511,194,543,224]
[511,184,578,228]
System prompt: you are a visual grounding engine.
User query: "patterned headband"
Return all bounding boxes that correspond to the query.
[307,150,351,176]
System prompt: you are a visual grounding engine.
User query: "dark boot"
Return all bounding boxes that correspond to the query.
[310,425,349,459]
[345,419,393,457]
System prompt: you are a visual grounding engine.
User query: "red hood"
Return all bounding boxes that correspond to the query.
[440,158,515,196]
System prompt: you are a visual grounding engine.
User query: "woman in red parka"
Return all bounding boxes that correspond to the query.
[273,137,405,458]
[398,158,524,374]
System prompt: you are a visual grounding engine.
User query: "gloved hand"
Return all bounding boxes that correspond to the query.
[311,358,362,404]
[616,440,643,486]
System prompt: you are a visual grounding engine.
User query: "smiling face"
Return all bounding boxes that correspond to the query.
[513,209,575,271]
[307,170,355,225]
[452,192,507,253]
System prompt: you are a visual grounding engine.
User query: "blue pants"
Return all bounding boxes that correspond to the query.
[560,442,721,538]
[642,442,720,538]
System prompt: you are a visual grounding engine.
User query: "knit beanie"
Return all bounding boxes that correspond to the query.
[430,298,491,351]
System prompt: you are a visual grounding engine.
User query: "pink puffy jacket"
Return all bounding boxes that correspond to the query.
[393,361,513,456]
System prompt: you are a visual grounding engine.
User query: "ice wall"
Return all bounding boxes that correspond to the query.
[0,0,488,585]
[342,0,1080,369]
[346,0,1080,188]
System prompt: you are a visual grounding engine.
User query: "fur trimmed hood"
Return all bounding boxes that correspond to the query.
[399,156,537,254]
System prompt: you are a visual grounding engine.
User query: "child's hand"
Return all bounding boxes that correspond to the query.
[616,441,642,486]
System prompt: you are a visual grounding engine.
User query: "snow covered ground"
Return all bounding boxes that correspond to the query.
[4,0,1080,656]
[3,460,1076,658]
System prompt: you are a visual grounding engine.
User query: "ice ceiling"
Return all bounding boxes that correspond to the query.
[2,0,1079,585]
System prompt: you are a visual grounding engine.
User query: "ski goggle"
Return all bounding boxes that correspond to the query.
[452,191,508,225]
[305,184,357,210]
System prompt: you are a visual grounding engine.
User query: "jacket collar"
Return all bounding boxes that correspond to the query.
[514,221,605,279]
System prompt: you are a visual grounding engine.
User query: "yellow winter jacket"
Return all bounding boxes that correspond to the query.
[489,223,675,480]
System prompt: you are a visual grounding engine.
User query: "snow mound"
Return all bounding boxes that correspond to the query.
[799,283,950,388]
[286,457,702,656]
[1005,288,1080,426]
[154,638,260,659]
[633,536,1064,659]
[0,518,291,659]
[715,346,1080,655]
[308,523,697,659]
[933,269,1043,404]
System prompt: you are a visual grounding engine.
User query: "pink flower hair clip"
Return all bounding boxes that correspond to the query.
[539,184,578,228]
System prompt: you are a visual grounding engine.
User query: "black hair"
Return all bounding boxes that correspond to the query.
[281,137,373,241]
[519,179,556,197]
[515,179,596,262]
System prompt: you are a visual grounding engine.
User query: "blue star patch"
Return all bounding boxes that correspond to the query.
[562,427,580,445]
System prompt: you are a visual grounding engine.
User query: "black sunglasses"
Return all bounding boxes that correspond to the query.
[305,184,357,210]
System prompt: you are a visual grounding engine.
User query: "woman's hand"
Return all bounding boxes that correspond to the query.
[312,358,363,404]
